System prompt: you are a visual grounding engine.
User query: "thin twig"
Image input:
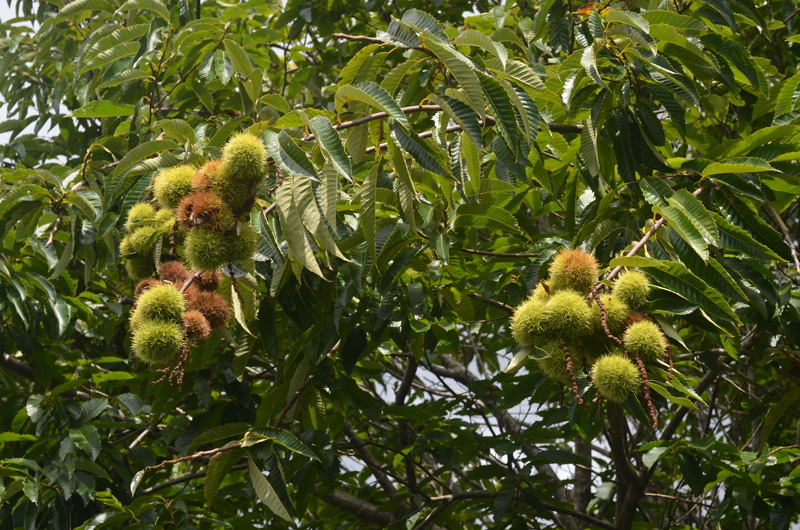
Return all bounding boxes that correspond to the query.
[458,247,539,258]
[146,441,243,472]
[179,271,201,294]
[331,32,384,43]
[273,376,313,426]
[764,202,800,276]
[607,187,706,281]
[467,292,514,313]
[302,105,442,141]
[44,212,63,248]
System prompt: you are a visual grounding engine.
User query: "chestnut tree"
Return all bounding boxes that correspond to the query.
[1,0,799,528]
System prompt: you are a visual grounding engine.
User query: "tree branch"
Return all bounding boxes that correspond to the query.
[343,420,399,498]
[302,105,442,141]
[330,32,384,44]
[314,489,395,526]
[458,247,540,258]
[467,292,514,313]
[142,463,248,494]
[273,375,313,426]
[763,201,800,277]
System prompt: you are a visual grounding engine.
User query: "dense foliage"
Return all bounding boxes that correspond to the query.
[1,0,800,528]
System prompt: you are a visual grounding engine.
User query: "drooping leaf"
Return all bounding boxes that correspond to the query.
[71,100,136,118]
[308,116,352,181]
[248,457,292,521]
[423,36,485,119]
[275,174,324,277]
[391,123,450,178]
[204,448,243,506]
[335,82,409,129]
[702,157,778,176]
[223,39,253,77]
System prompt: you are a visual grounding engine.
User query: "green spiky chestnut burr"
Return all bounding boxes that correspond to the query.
[221,133,267,184]
[541,290,594,340]
[135,284,185,323]
[623,320,667,362]
[183,224,258,272]
[612,269,651,309]
[132,320,184,365]
[125,256,155,282]
[510,297,547,348]
[591,353,642,403]
[126,203,156,229]
[548,249,599,294]
[534,340,585,385]
[153,165,196,209]
[590,293,630,337]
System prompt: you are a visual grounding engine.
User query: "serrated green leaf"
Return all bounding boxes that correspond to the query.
[81,41,140,74]
[72,100,135,118]
[502,348,531,374]
[775,72,800,119]
[702,157,778,176]
[487,59,547,92]
[190,423,250,452]
[606,9,650,33]
[292,176,346,260]
[428,94,482,148]
[56,0,114,20]
[389,138,417,230]
[453,29,508,65]
[308,116,351,181]
[335,82,408,129]
[424,36,485,120]
[107,140,176,201]
[67,192,99,221]
[231,280,254,336]
[581,42,608,90]
[453,203,521,235]
[668,189,720,247]
[380,58,422,96]
[260,94,290,114]
[641,10,706,33]
[580,116,600,177]
[117,0,170,21]
[649,381,699,411]
[248,428,320,460]
[720,193,790,261]
[69,425,101,461]
[477,70,518,156]
[79,398,108,424]
[223,39,253,77]
[402,9,449,42]
[275,175,323,277]
[248,457,292,521]
[361,164,378,261]
[711,212,782,260]
[607,25,656,54]
[641,444,670,469]
[709,125,800,159]
[378,20,420,48]
[204,448,243,506]
[391,122,450,178]
[264,130,316,180]
[0,432,37,442]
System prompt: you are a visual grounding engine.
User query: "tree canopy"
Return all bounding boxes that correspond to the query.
[1,0,800,528]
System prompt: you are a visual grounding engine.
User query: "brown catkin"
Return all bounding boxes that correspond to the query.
[559,337,583,404]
